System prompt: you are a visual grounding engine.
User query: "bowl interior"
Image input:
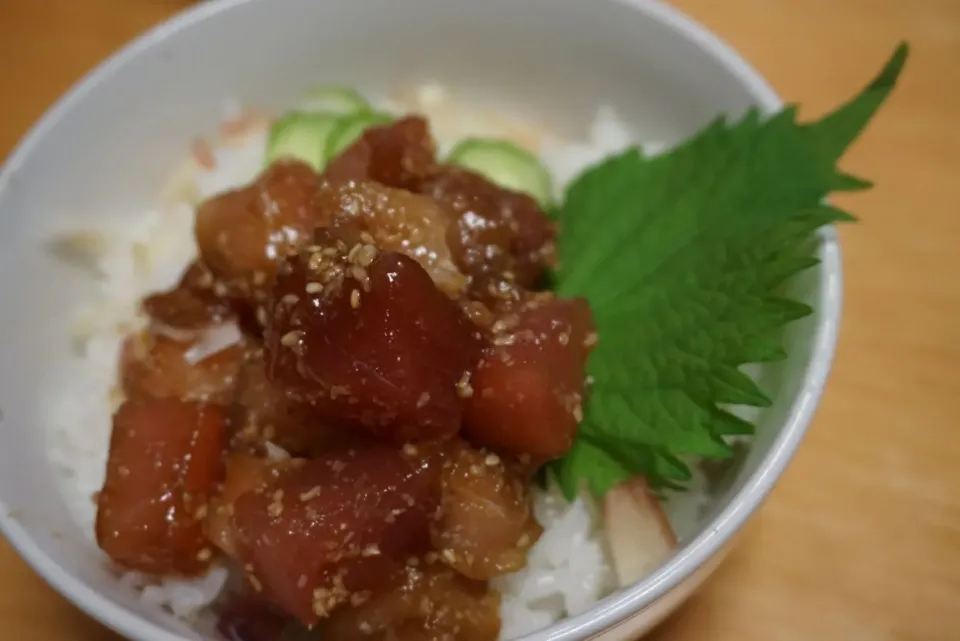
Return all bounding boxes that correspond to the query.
[0,0,827,639]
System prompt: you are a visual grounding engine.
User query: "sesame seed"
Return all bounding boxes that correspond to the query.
[297,574,307,588]
[299,486,321,501]
[350,289,361,308]
[324,277,343,298]
[355,244,377,267]
[441,549,456,564]
[248,574,263,592]
[407,227,424,243]
[347,243,362,263]
[416,392,430,408]
[308,253,326,271]
[322,264,344,284]
[267,489,284,517]
[360,231,375,245]
[558,332,570,346]
[456,371,473,398]
[281,293,299,306]
[573,403,584,422]
[194,504,208,520]
[305,282,323,294]
[584,332,599,348]
[403,443,419,456]
[517,533,531,547]
[361,544,380,557]
[493,334,516,347]
[484,453,500,467]
[280,330,301,347]
[349,265,370,291]
[312,580,349,618]
[196,548,212,562]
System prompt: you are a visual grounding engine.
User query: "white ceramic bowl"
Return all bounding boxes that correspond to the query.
[0,0,841,640]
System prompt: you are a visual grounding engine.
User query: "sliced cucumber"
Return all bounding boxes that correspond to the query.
[325,112,394,160]
[300,85,371,115]
[265,112,340,171]
[447,138,554,208]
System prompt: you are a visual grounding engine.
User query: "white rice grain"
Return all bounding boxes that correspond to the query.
[495,483,615,639]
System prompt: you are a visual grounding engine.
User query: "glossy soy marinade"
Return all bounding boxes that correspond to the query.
[94,115,596,641]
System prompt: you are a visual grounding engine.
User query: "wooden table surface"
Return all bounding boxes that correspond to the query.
[1,0,958,639]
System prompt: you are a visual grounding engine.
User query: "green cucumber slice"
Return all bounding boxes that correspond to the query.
[325,112,394,160]
[300,85,371,115]
[265,112,340,171]
[447,138,554,208]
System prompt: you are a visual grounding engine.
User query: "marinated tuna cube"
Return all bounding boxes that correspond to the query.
[265,227,484,443]
[419,166,557,297]
[432,441,541,580]
[96,399,226,575]
[463,296,595,462]
[203,452,295,559]
[120,330,244,404]
[323,116,437,190]
[312,180,466,296]
[142,261,233,332]
[231,442,442,625]
[195,159,321,303]
[230,355,345,456]
[319,565,501,641]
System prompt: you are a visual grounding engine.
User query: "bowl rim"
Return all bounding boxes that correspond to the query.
[0,0,842,640]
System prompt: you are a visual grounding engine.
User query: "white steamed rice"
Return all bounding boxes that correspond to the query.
[43,88,701,638]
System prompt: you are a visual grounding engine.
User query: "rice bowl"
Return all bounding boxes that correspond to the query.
[0,0,857,640]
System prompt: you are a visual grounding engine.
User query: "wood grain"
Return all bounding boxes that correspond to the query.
[1,0,957,639]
